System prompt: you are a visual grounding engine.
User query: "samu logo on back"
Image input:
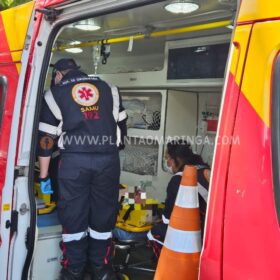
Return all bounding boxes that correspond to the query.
[72,83,99,106]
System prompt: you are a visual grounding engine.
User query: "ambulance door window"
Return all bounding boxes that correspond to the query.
[272,54,280,223]
[0,76,7,131]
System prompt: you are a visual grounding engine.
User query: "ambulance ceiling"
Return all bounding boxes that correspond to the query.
[52,0,237,77]
[57,0,237,45]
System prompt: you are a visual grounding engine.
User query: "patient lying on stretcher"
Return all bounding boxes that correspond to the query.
[112,186,161,241]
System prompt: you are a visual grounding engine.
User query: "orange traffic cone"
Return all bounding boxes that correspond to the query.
[154,165,201,280]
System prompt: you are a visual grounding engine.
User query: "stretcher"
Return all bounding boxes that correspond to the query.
[35,182,56,215]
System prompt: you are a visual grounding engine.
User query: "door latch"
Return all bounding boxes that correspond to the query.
[5,210,18,234]
[19,203,29,215]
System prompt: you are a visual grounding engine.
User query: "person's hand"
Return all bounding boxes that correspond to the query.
[39,176,53,194]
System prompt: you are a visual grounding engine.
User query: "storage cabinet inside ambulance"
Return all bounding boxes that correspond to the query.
[17,0,237,279]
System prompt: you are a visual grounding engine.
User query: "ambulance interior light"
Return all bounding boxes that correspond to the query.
[73,19,101,31]
[164,0,199,14]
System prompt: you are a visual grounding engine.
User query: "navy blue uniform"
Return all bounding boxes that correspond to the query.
[38,69,127,271]
[147,165,209,257]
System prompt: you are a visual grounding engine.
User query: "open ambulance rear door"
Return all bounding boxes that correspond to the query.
[0,2,36,280]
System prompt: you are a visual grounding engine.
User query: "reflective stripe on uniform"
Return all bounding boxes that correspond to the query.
[109,84,123,146]
[89,228,112,240]
[164,226,201,253]
[118,110,127,122]
[147,230,164,246]
[198,183,208,203]
[57,132,66,149]
[110,85,120,122]
[116,126,121,146]
[175,185,199,208]
[162,214,169,225]
[39,122,58,135]
[44,89,63,141]
[44,89,62,121]
[62,230,88,242]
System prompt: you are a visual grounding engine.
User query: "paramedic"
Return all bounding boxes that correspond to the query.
[37,58,127,280]
[147,140,210,258]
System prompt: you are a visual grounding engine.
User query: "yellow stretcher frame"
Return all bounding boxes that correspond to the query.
[37,202,56,215]
[115,221,152,233]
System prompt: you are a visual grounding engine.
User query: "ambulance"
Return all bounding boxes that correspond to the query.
[0,0,279,279]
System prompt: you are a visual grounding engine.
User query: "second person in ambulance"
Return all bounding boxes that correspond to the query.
[147,140,210,258]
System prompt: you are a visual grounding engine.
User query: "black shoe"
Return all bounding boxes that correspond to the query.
[91,265,124,280]
[60,267,84,280]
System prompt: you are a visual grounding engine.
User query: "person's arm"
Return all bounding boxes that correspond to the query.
[38,156,53,194]
[39,156,51,178]
[162,176,181,221]
[37,92,60,193]
[117,90,127,150]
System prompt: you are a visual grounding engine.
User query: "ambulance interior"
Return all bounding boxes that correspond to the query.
[33,0,237,278]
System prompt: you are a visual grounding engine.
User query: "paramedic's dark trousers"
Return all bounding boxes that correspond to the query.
[57,152,120,271]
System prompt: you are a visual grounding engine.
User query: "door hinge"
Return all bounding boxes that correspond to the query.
[5,210,19,234]
[36,8,61,22]
[14,166,29,179]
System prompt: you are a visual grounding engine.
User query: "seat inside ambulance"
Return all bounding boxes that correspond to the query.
[32,0,237,279]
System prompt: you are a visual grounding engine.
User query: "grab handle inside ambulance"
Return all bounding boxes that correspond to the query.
[0,75,8,131]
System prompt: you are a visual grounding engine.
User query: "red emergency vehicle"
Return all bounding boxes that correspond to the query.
[0,0,279,279]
